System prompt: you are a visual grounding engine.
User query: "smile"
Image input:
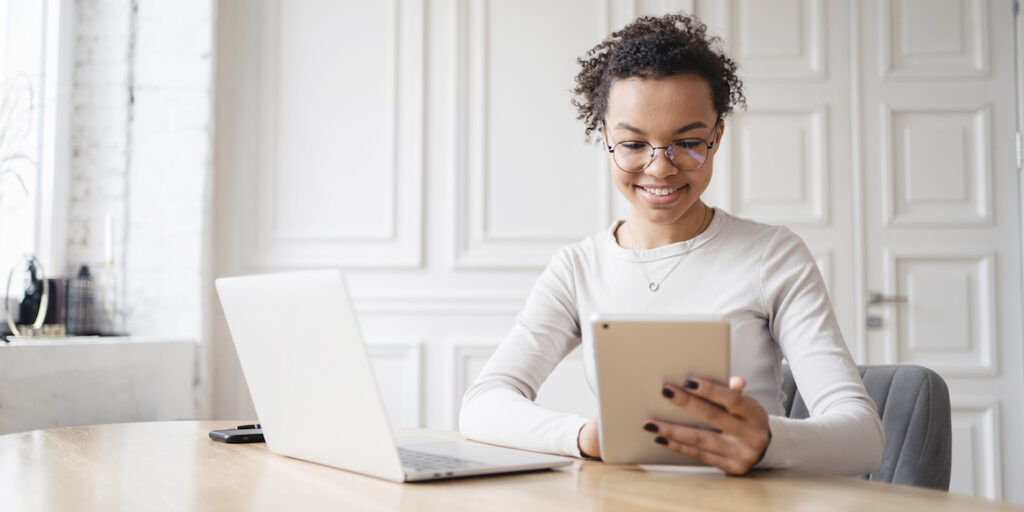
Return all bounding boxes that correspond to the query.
[637,186,683,196]
[634,184,688,205]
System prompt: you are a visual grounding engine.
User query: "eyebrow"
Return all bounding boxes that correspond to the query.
[612,121,709,136]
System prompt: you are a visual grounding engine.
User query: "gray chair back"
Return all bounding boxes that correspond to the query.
[781,364,951,490]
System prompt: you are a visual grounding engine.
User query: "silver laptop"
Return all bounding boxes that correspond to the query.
[215,269,572,482]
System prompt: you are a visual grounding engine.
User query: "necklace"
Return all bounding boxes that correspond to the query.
[625,205,710,292]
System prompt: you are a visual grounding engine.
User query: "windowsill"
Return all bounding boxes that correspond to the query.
[2,335,193,347]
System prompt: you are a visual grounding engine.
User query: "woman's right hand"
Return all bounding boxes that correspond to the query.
[578,415,601,459]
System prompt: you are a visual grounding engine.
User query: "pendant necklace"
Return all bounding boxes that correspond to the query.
[625,205,710,292]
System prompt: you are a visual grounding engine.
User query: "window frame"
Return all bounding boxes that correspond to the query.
[34,0,73,275]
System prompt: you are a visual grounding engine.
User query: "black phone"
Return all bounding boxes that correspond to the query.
[209,427,265,443]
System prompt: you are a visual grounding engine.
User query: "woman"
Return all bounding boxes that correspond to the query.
[459,14,883,476]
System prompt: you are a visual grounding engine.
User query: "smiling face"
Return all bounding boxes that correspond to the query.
[603,74,723,240]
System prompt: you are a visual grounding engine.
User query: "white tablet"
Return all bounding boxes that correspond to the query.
[592,314,730,465]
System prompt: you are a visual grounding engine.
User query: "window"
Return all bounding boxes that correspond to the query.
[0,0,70,303]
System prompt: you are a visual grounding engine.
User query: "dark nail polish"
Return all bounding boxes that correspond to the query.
[661,387,675,399]
[655,437,668,445]
[643,422,658,433]
[683,379,699,390]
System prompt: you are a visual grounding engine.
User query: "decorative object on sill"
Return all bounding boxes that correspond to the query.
[66,265,99,336]
[0,298,12,336]
[43,276,67,330]
[4,254,49,340]
[97,211,124,335]
[97,266,123,335]
[9,324,66,337]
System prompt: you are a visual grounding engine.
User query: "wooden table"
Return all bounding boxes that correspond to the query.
[1,421,1019,511]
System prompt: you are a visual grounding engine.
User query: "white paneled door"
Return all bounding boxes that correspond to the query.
[213,0,1024,501]
[859,0,1023,500]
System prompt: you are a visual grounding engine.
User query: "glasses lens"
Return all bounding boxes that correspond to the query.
[612,142,653,172]
[669,140,708,171]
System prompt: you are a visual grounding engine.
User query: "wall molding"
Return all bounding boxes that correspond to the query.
[253,0,424,268]
[450,0,612,270]
[880,248,997,376]
[443,337,500,429]
[353,291,524,316]
[879,0,988,80]
[949,395,1002,500]
[730,0,827,81]
[879,102,992,228]
[730,105,830,226]
[366,338,423,428]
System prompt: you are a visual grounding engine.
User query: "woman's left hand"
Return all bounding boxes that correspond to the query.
[644,376,770,475]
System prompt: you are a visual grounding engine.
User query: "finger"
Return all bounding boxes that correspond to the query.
[652,434,754,476]
[674,377,761,420]
[644,420,740,459]
[661,383,746,434]
[729,376,745,393]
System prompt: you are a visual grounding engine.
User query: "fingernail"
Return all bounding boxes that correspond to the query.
[655,437,668,445]
[683,379,699,390]
[661,387,675,399]
[643,422,658,433]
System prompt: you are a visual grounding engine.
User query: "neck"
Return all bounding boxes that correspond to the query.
[626,202,709,250]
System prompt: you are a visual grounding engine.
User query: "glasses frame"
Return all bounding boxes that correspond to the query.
[606,119,722,174]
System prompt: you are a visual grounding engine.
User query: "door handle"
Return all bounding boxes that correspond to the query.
[867,292,908,305]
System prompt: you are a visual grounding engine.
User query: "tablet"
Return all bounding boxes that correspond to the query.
[592,314,730,465]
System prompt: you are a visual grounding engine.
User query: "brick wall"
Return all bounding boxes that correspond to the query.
[126,0,213,340]
[67,0,214,414]
[67,0,132,270]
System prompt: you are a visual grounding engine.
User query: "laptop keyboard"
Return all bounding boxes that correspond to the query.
[397,447,488,474]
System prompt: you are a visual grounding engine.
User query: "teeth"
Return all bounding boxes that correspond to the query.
[642,187,677,196]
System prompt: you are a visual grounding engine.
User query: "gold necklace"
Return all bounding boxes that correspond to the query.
[625,205,710,292]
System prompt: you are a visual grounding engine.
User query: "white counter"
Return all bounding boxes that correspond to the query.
[0,336,196,434]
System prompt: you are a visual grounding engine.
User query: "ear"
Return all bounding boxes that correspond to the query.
[711,119,725,153]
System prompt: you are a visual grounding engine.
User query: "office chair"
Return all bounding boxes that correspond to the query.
[781,364,952,490]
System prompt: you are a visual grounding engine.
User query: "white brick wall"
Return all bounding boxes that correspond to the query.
[67,0,131,269]
[127,0,213,338]
[66,0,215,414]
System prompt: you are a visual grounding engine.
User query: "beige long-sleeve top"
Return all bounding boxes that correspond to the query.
[459,209,884,475]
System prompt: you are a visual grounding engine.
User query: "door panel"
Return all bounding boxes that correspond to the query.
[890,251,996,375]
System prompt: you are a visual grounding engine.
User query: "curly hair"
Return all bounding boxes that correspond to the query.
[571,14,745,142]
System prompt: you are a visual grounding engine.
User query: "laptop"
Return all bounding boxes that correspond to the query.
[215,269,572,482]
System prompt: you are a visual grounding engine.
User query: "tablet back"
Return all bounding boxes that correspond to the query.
[593,315,730,465]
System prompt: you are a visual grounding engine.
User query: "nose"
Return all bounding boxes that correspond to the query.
[644,146,678,178]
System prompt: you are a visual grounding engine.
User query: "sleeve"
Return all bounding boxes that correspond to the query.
[458,247,590,457]
[753,227,886,475]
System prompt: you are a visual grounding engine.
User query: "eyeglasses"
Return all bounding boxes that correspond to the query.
[606,119,721,173]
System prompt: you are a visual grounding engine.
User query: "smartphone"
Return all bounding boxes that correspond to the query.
[209,427,265,443]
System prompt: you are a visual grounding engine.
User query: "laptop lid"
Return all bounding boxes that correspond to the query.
[215,269,406,482]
